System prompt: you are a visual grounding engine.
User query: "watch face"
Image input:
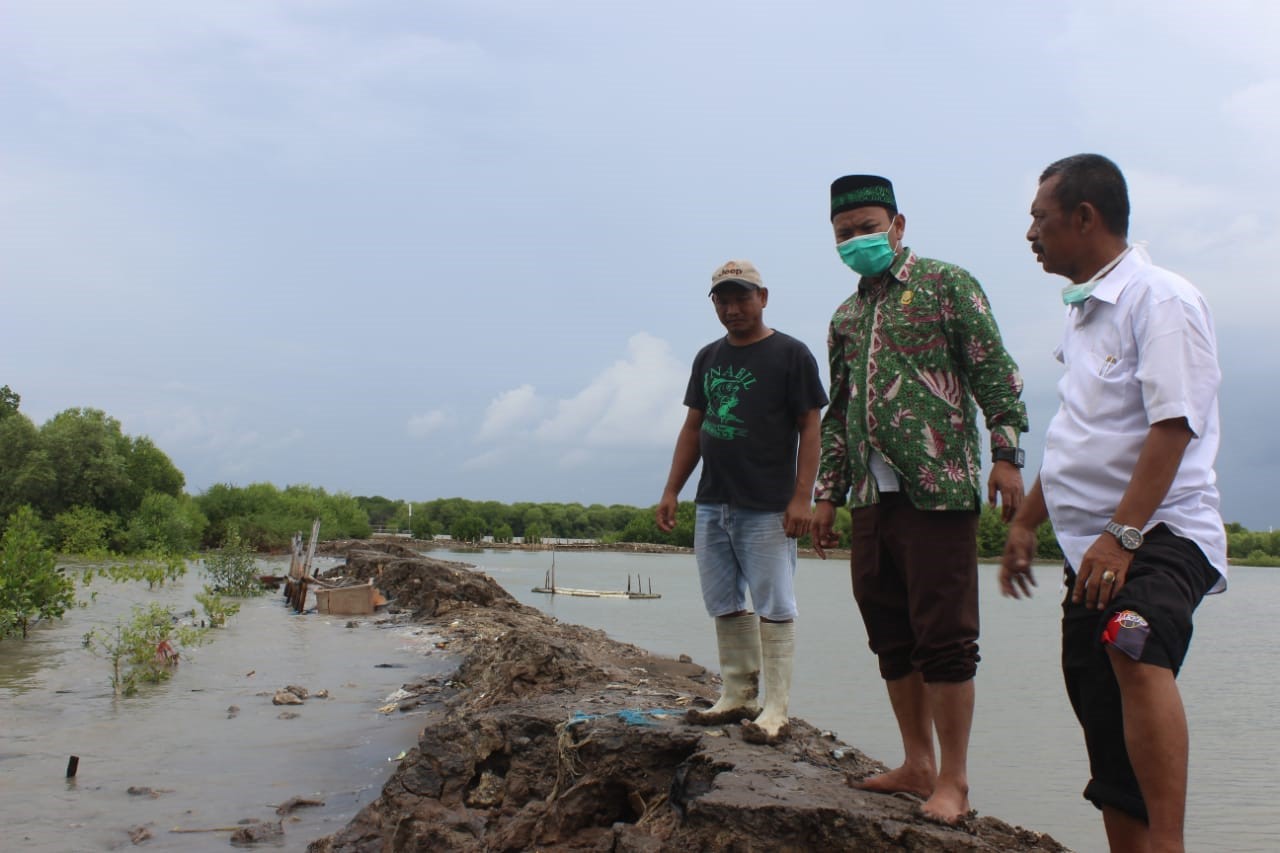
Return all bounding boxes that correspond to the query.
[1120,528,1142,550]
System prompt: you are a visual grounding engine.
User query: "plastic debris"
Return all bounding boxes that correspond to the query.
[567,708,686,728]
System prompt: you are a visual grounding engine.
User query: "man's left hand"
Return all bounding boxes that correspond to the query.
[988,461,1024,522]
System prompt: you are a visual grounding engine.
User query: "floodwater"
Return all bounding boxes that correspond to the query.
[470,548,1279,853]
[3,548,1274,853]
[0,556,448,852]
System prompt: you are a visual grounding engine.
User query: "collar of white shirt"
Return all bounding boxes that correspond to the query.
[1078,243,1150,308]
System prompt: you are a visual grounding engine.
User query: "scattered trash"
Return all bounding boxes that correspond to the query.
[229,818,284,847]
[274,796,325,816]
[567,708,686,728]
[128,786,165,798]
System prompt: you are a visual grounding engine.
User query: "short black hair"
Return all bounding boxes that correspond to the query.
[1039,154,1130,238]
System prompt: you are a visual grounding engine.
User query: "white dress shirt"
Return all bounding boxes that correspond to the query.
[1040,245,1227,590]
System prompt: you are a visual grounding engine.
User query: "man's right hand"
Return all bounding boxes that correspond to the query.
[999,522,1038,599]
[655,493,679,533]
[812,500,838,560]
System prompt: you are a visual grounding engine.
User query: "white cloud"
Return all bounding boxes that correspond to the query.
[534,332,687,449]
[478,384,544,441]
[134,404,262,454]
[461,448,505,471]
[406,409,450,438]
[1224,78,1280,135]
[1126,169,1236,253]
[3,2,497,160]
[473,333,687,471]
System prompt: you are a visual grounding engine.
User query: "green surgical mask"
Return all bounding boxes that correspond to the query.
[837,230,896,276]
[1061,245,1133,305]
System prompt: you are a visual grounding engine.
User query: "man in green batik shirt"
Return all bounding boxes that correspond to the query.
[812,174,1028,825]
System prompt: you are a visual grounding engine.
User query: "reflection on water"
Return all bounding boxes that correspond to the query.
[0,556,445,852]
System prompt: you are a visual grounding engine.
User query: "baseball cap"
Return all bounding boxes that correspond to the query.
[709,259,764,295]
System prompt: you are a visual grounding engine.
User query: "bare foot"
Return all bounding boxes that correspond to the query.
[855,764,935,800]
[919,778,971,826]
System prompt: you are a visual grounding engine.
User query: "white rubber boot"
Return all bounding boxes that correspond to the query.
[742,620,794,744]
[686,614,761,725]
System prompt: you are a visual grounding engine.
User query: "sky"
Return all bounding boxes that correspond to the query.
[3,1,1278,529]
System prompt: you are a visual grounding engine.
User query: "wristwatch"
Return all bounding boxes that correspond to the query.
[1104,521,1144,551]
[992,446,1025,468]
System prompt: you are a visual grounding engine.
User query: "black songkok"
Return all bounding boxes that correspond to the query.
[830,174,897,220]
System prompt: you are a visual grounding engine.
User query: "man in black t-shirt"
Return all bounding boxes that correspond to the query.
[657,259,827,744]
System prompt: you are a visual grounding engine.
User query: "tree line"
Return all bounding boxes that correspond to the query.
[357,492,1067,560]
[0,386,370,553]
[3,383,1276,563]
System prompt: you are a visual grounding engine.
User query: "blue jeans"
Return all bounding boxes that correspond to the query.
[694,503,797,621]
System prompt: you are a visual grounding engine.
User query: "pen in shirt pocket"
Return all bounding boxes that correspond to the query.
[1099,354,1118,376]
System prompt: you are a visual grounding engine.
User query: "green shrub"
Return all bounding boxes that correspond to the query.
[1236,549,1280,567]
[194,587,241,627]
[1,506,77,640]
[85,552,189,590]
[202,530,264,596]
[123,492,207,555]
[53,506,116,554]
[83,602,207,696]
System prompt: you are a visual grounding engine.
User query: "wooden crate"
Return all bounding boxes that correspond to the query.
[314,581,375,616]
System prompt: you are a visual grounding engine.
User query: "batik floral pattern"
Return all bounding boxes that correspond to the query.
[817,247,1028,510]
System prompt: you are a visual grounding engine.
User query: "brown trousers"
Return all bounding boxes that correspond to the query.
[848,492,980,683]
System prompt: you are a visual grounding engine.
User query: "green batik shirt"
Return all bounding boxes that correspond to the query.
[816,247,1028,511]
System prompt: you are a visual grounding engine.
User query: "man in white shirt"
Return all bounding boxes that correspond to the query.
[1000,154,1226,853]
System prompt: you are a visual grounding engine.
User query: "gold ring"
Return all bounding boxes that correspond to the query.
[1101,571,1117,584]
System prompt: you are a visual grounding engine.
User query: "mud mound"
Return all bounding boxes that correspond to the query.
[309,552,1069,853]
[318,539,425,559]
[323,549,517,618]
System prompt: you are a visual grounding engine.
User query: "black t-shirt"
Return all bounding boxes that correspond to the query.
[684,330,828,511]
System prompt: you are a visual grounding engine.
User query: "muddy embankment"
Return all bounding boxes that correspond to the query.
[307,542,1068,853]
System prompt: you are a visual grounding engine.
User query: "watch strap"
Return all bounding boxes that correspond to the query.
[1104,521,1143,551]
[992,446,1025,468]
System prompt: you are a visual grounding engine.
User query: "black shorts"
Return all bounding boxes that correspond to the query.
[1060,524,1220,821]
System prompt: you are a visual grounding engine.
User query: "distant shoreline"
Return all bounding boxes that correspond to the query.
[376,536,1070,566]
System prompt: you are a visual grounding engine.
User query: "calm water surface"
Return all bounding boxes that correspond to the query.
[0,556,446,852]
[4,549,1273,853]
[470,548,1278,853]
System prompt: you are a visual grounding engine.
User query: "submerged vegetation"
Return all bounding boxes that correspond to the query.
[83,602,208,697]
